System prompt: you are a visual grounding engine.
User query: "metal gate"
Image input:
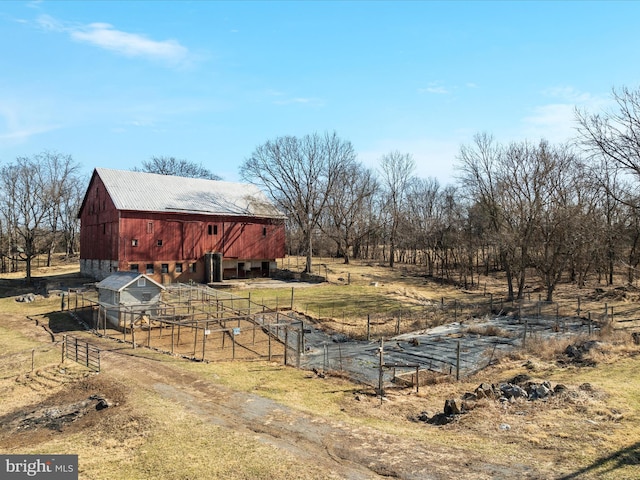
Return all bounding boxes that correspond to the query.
[63,335,101,372]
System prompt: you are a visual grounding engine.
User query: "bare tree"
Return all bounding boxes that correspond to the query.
[0,152,81,282]
[137,156,221,180]
[59,178,85,257]
[379,151,415,268]
[0,156,49,284]
[458,133,522,299]
[241,132,356,273]
[323,163,379,264]
[40,153,81,266]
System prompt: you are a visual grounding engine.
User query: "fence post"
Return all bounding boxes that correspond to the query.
[284,327,289,366]
[456,340,461,381]
[62,335,66,364]
[378,338,384,399]
[367,314,371,341]
[577,296,581,317]
[202,321,208,360]
[297,323,302,368]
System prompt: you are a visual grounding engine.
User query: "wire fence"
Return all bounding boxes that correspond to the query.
[65,284,304,366]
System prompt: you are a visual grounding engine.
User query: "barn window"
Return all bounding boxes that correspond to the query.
[263,227,267,237]
[131,239,138,247]
[142,293,151,301]
[146,264,154,274]
[157,239,163,246]
[103,224,106,234]
[147,222,154,234]
[138,278,146,287]
[208,225,218,235]
[161,263,169,273]
[189,263,196,273]
[130,264,139,272]
[175,263,183,273]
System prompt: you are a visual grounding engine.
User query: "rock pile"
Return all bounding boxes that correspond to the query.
[416,374,567,425]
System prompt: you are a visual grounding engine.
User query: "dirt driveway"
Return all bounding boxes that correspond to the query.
[58,332,537,480]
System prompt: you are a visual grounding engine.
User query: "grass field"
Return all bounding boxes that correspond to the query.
[1,256,639,478]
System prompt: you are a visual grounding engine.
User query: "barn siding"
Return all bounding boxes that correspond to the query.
[79,170,286,283]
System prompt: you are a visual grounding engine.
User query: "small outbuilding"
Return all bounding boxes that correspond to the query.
[96,271,165,329]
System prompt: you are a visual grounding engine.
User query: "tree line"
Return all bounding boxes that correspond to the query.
[4,86,640,299]
[241,87,640,302]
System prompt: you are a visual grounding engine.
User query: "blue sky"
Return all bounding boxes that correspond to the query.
[1,1,639,185]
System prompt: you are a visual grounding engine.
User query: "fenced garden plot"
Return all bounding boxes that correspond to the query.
[64,284,304,365]
[297,297,612,389]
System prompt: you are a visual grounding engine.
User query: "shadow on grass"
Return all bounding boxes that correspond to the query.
[559,441,640,479]
[0,272,94,300]
[45,311,87,334]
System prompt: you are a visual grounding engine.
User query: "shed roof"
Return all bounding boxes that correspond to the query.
[88,168,285,219]
[96,272,165,292]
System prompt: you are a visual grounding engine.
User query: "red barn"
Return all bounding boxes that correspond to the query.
[78,168,286,283]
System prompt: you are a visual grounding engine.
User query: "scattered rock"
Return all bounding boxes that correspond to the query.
[444,398,463,415]
[510,374,532,385]
[475,382,498,399]
[500,383,528,400]
[15,293,36,303]
[416,411,431,422]
[554,384,568,394]
[499,423,511,431]
[427,413,457,425]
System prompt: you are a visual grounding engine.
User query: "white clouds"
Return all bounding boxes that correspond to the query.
[418,82,478,95]
[521,86,610,143]
[521,103,579,143]
[0,102,60,145]
[419,85,449,95]
[36,14,191,67]
[71,22,189,65]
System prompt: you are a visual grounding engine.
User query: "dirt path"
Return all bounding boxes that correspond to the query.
[84,334,537,480]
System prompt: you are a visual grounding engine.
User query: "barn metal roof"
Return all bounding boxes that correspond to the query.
[94,168,285,219]
[96,271,165,292]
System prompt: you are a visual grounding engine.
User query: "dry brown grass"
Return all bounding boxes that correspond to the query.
[2,256,640,478]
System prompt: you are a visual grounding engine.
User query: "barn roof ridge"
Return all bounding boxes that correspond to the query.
[90,167,285,219]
